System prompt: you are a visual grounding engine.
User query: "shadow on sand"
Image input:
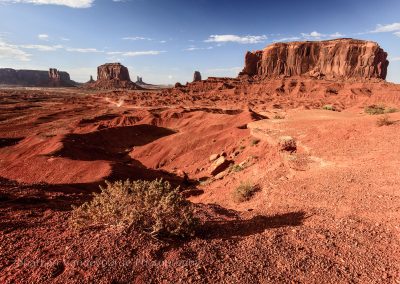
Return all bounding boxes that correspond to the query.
[198,211,307,239]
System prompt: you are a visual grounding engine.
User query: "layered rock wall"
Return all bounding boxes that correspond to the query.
[97,63,131,81]
[240,39,389,80]
[0,68,74,87]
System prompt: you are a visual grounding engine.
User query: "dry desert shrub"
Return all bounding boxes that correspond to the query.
[365,105,385,115]
[232,181,259,203]
[322,104,336,111]
[364,105,397,115]
[376,115,394,127]
[70,179,198,238]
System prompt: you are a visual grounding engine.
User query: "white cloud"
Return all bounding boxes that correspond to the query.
[37,33,49,40]
[272,36,300,42]
[391,57,400,61]
[0,0,94,8]
[20,44,63,51]
[122,36,152,41]
[372,23,400,33]
[65,47,102,53]
[329,32,345,38]
[107,50,165,57]
[60,37,70,41]
[205,34,267,44]
[184,46,213,51]
[0,39,31,61]
[394,31,400,37]
[301,31,325,39]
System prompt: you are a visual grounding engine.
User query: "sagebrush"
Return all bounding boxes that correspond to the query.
[364,105,398,115]
[70,179,198,238]
[376,115,394,127]
[232,181,258,203]
[322,105,336,111]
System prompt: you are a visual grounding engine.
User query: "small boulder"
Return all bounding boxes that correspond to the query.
[210,156,232,176]
[278,136,297,152]
[214,170,229,180]
[209,153,220,162]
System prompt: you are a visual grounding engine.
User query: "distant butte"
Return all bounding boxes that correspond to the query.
[0,68,76,87]
[85,63,143,90]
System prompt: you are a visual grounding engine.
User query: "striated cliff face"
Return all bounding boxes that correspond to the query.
[240,39,389,80]
[97,63,131,81]
[0,68,75,87]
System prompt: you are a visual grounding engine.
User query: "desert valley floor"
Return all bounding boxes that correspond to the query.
[0,80,399,283]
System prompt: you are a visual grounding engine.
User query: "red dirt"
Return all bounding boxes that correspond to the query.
[0,80,400,283]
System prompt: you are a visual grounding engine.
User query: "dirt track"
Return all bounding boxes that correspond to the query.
[0,83,399,283]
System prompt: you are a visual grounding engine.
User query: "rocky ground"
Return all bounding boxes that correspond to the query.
[0,81,399,283]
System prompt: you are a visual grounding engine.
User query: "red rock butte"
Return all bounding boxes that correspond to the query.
[85,63,142,90]
[97,63,131,81]
[240,38,389,80]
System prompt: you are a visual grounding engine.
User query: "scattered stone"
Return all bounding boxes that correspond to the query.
[209,153,220,162]
[214,170,229,180]
[210,156,232,176]
[278,136,297,152]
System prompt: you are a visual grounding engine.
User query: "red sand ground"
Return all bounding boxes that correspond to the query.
[0,80,400,283]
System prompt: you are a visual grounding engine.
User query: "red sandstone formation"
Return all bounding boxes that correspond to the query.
[97,63,131,81]
[85,63,142,90]
[0,68,75,87]
[193,71,202,82]
[240,39,389,80]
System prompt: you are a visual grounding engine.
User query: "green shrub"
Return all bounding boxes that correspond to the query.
[229,164,244,173]
[273,114,285,119]
[376,115,394,127]
[70,179,198,238]
[385,108,398,114]
[322,105,336,111]
[251,139,260,146]
[365,105,386,115]
[232,181,258,203]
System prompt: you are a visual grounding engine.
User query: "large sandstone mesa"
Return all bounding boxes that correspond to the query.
[0,68,75,87]
[87,63,142,90]
[240,39,389,80]
[97,63,131,81]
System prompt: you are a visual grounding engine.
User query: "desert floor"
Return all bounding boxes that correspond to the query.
[0,86,399,283]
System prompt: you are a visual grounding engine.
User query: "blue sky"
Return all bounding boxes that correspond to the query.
[0,0,399,84]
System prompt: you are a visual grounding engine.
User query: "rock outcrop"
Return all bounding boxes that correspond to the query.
[0,68,75,87]
[97,63,131,81]
[87,75,95,84]
[86,63,142,90]
[193,71,202,82]
[240,39,389,80]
